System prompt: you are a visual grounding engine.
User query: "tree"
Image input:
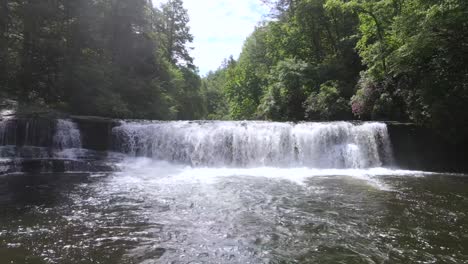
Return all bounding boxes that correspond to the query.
[343,0,468,140]
[305,80,351,120]
[0,0,9,95]
[223,27,272,119]
[160,0,194,68]
[213,0,360,121]
[1,0,204,120]
[201,66,231,120]
[258,59,312,121]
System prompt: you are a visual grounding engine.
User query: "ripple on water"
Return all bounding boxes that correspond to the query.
[0,160,467,263]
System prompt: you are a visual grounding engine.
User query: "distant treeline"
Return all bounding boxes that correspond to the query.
[0,0,205,119]
[204,0,468,141]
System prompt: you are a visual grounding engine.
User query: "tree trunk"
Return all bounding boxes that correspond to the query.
[0,0,8,91]
[19,0,36,100]
[357,7,387,73]
[0,0,7,42]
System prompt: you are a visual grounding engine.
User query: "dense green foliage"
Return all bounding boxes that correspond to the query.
[1,0,467,139]
[0,0,205,119]
[207,0,362,121]
[206,0,468,140]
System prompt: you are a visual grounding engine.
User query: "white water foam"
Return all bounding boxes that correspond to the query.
[53,120,82,150]
[114,158,432,191]
[113,121,394,169]
[53,120,82,159]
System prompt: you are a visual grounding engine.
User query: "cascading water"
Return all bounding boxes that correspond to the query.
[0,119,88,173]
[53,119,82,150]
[112,121,394,168]
[52,119,83,160]
[0,119,54,160]
[0,118,81,151]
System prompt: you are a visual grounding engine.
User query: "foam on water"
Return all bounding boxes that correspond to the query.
[115,158,433,191]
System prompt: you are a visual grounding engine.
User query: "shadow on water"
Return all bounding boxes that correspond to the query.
[0,173,90,207]
[0,173,97,264]
[0,171,162,264]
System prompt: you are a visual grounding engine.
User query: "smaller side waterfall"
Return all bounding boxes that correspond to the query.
[0,118,113,174]
[53,120,82,150]
[0,119,55,159]
[52,119,84,160]
[0,119,83,160]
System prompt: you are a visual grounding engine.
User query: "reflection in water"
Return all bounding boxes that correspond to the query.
[0,159,467,263]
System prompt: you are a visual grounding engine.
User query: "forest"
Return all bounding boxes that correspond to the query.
[1,0,468,141]
[0,0,205,119]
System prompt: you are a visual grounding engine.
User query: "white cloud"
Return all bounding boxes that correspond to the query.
[153,0,268,75]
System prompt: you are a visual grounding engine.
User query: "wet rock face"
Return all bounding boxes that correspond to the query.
[386,123,468,173]
[0,118,56,147]
[71,116,119,152]
[0,155,117,175]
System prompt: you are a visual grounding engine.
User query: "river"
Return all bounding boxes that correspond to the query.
[0,120,467,263]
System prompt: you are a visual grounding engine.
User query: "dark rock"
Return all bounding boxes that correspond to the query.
[71,116,120,151]
[0,158,117,175]
[386,122,468,173]
[0,118,56,147]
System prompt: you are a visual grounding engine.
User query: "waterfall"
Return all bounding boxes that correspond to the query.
[0,119,83,160]
[53,120,82,150]
[0,119,81,150]
[112,121,394,168]
[52,119,83,160]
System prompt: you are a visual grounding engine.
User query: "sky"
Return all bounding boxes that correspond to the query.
[153,0,269,75]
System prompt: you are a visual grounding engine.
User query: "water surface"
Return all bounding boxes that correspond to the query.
[1,160,467,264]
